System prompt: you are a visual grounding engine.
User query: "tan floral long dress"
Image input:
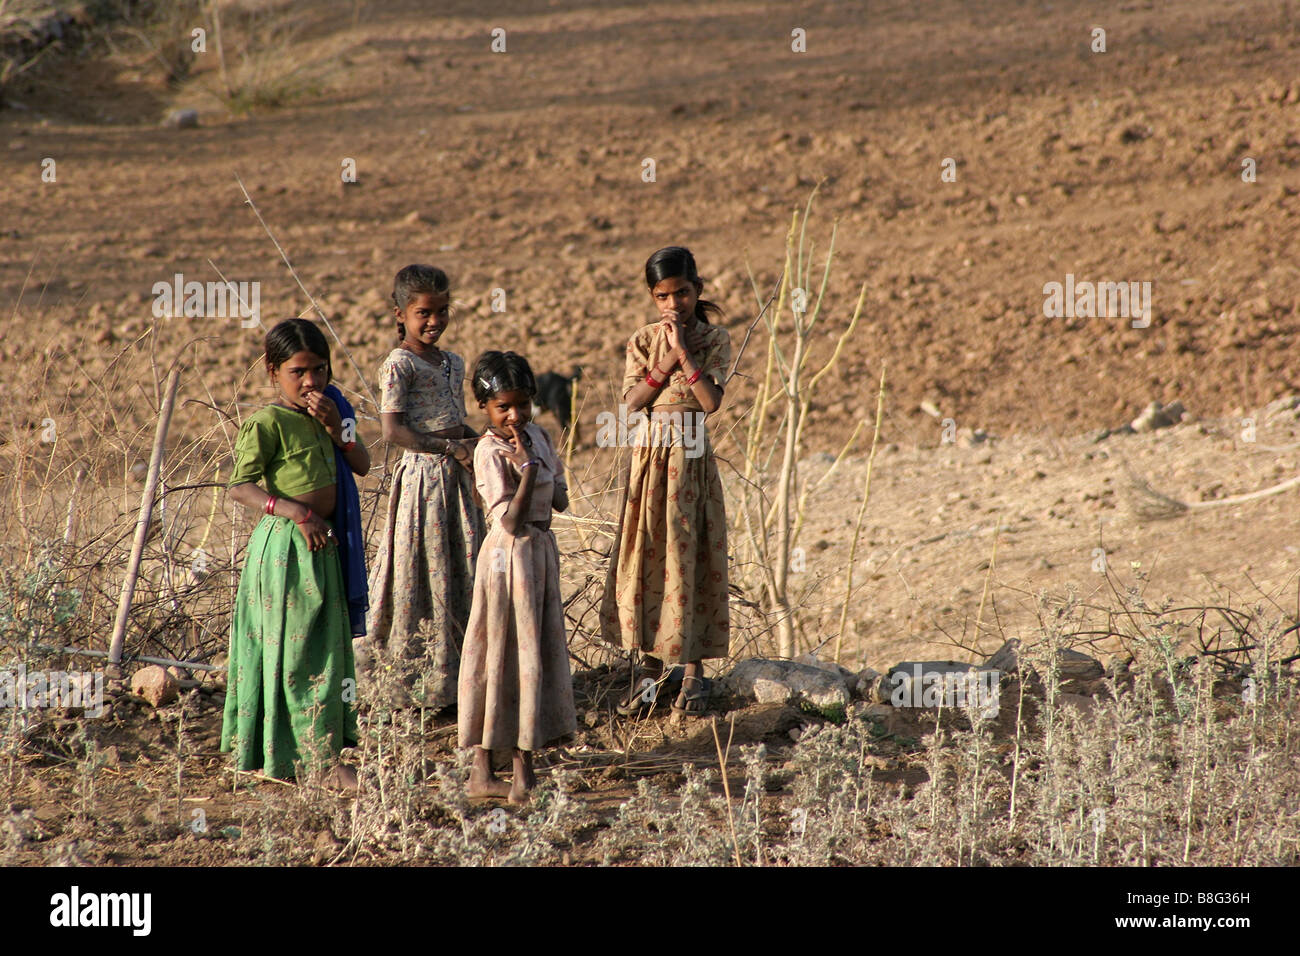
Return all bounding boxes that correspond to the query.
[458,423,577,752]
[363,348,484,709]
[599,321,731,663]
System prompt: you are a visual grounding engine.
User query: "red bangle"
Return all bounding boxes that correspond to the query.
[686,368,702,386]
[341,440,356,453]
[297,507,314,524]
[646,371,665,389]
[264,496,277,516]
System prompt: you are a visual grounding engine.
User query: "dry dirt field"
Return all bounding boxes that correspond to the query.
[1,0,1299,867]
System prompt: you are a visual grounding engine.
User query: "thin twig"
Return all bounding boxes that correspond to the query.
[712,715,743,867]
[233,172,378,410]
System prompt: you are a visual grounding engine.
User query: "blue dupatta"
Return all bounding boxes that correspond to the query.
[325,384,369,637]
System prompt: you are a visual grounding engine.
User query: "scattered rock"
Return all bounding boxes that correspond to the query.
[985,639,1022,674]
[750,677,793,705]
[162,109,199,129]
[130,665,179,708]
[1058,648,1106,680]
[886,660,998,709]
[723,659,852,715]
[1130,400,1185,433]
[794,652,855,682]
[982,639,1105,682]
[853,666,882,700]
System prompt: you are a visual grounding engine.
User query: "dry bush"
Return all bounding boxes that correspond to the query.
[0,323,253,677]
[725,193,870,661]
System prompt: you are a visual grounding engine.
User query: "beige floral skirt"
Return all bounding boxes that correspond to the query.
[362,451,483,710]
[600,419,730,663]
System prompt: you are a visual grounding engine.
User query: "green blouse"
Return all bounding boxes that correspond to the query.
[228,404,337,497]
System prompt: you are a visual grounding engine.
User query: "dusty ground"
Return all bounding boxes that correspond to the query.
[2,0,1300,864]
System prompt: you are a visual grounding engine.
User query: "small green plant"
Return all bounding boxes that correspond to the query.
[0,544,82,654]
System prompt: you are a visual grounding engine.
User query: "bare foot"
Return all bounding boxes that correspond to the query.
[508,749,536,804]
[468,773,512,799]
[469,747,512,799]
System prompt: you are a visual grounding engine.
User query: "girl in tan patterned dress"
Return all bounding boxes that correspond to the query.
[600,247,731,717]
[459,351,576,803]
[364,265,485,710]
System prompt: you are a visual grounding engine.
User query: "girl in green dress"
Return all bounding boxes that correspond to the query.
[222,319,370,788]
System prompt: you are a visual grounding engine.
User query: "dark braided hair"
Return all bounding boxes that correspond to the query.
[644,246,724,325]
[472,350,536,404]
[391,264,450,342]
[265,318,331,381]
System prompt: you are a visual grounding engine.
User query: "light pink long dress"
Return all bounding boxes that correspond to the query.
[458,423,577,751]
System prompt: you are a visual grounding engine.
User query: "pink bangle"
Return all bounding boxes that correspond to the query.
[264,496,277,516]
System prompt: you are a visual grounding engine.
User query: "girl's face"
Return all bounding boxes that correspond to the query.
[269,349,329,409]
[480,388,533,438]
[396,291,451,349]
[649,276,702,323]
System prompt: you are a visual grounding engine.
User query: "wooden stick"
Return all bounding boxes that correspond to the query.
[35,643,225,672]
[108,365,182,670]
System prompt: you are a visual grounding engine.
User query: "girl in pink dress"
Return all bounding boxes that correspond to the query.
[458,351,577,803]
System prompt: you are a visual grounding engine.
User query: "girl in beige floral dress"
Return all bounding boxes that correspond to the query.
[459,351,576,803]
[364,265,484,710]
[600,247,731,717]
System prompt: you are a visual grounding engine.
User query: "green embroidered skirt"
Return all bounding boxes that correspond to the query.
[221,515,358,779]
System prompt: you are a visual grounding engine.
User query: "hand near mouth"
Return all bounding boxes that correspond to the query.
[502,424,535,468]
[303,390,343,435]
[660,315,687,362]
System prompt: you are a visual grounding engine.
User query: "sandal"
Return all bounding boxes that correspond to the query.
[615,666,684,717]
[616,676,658,716]
[670,676,711,718]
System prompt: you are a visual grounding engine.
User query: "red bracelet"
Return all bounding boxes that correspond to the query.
[645,371,664,389]
[341,440,356,453]
[297,507,314,524]
[264,496,277,516]
[685,368,702,386]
